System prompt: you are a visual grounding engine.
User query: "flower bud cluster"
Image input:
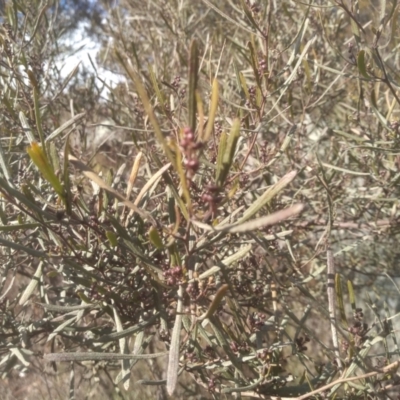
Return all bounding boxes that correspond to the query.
[180,127,203,183]
[163,265,182,286]
[201,184,221,220]
[258,57,268,77]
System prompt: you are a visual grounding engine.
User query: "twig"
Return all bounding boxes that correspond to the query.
[240,360,400,399]
[296,360,400,400]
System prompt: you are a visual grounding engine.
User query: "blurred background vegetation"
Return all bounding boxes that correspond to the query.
[0,0,400,399]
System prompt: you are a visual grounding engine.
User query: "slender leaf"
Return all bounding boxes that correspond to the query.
[167,285,183,396]
[44,352,168,362]
[188,40,199,133]
[19,261,44,305]
[27,142,64,198]
[239,170,297,223]
[202,79,219,142]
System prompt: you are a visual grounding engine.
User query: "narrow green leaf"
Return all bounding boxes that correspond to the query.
[0,236,46,258]
[223,120,240,166]
[137,379,166,386]
[248,41,261,89]
[149,64,166,112]
[170,139,191,208]
[198,284,228,320]
[167,240,182,268]
[188,39,199,133]
[390,5,398,47]
[149,227,164,249]
[27,142,65,198]
[30,80,46,150]
[335,274,348,328]
[0,223,40,232]
[215,131,227,184]
[63,133,72,215]
[347,280,356,312]
[106,231,118,247]
[357,50,370,79]
[239,71,250,100]
[202,79,219,142]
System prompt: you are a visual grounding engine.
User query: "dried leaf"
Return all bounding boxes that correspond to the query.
[19,262,43,305]
[192,203,304,233]
[112,303,130,390]
[239,170,298,223]
[126,151,143,199]
[134,162,171,206]
[44,352,168,362]
[167,286,183,396]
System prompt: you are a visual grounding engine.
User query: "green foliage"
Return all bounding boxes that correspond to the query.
[1,0,400,399]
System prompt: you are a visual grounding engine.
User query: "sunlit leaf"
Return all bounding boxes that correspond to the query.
[27,142,64,198]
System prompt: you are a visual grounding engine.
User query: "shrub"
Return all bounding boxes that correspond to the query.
[1,1,400,399]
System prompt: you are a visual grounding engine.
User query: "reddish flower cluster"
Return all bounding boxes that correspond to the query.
[295,334,310,353]
[180,127,204,183]
[163,265,183,286]
[180,127,223,220]
[201,184,222,220]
